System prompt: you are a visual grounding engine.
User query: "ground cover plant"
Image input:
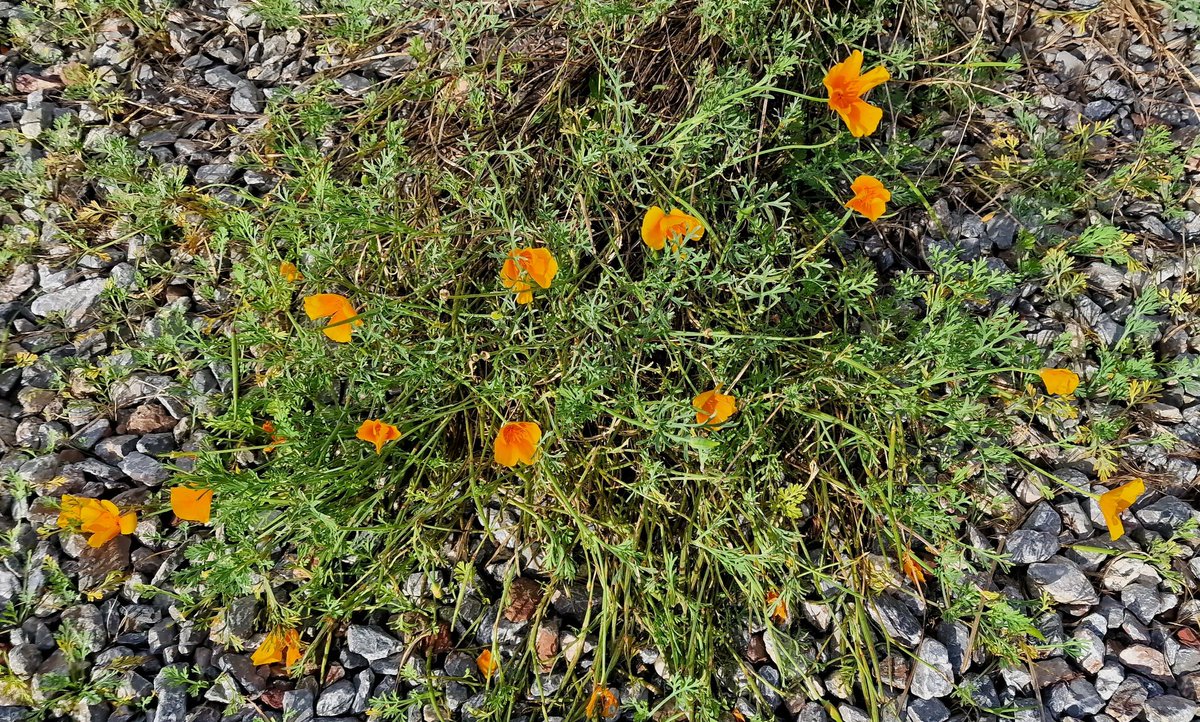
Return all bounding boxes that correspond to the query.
[4,0,1200,719]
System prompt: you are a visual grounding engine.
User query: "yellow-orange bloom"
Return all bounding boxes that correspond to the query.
[251,627,303,667]
[57,495,137,548]
[1099,478,1145,541]
[693,389,736,427]
[500,248,558,305]
[262,421,285,453]
[1039,367,1080,396]
[493,421,541,467]
[170,487,213,524]
[586,686,619,719]
[357,419,400,454]
[279,261,302,282]
[641,207,704,251]
[824,50,890,138]
[476,648,499,678]
[902,552,927,585]
[766,590,788,625]
[845,175,891,221]
[304,293,362,343]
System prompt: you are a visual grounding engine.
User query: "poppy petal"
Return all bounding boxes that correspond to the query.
[641,206,668,250]
[171,488,213,524]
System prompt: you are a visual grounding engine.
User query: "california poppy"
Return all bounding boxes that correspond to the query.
[845,175,891,221]
[262,421,285,453]
[251,627,303,667]
[824,50,890,138]
[493,422,541,467]
[693,389,736,427]
[641,207,704,251]
[303,294,362,343]
[500,248,558,305]
[901,552,926,585]
[1099,478,1145,541]
[57,495,138,548]
[476,648,499,679]
[357,419,400,454]
[170,487,213,524]
[586,686,619,719]
[279,261,302,282]
[1039,367,1080,396]
[766,590,788,624]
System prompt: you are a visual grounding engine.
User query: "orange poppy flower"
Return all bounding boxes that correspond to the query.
[170,487,213,524]
[476,648,499,679]
[262,421,285,453]
[57,495,137,548]
[303,293,362,343]
[641,207,704,251]
[251,627,303,667]
[1099,478,1145,541]
[279,261,302,282]
[586,686,619,719]
[824,50,890,138]
[901,552,927,585]
[693,389,736,427]
[766,590,788,624]
[1039,367,1080,396]
[500,248,558,305]
[845,175,891,221]
[493,421,542,467]
[357,419,400,454]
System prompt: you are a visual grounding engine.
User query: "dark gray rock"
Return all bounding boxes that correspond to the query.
[910,638,954,699]
[152,665,189,722]
[119,452,169,485]
[1135,496,1196,536]
[1047,679,1103,718]
[94,435,138,464]
[346,625,402,661]
[1007,529,1060,564]
[867,595,923,647]
[1027,560,1099,606]
[905,697,949,722]
[316,680,354,717]
[1144,695,1200,722]
[30,278,108,328]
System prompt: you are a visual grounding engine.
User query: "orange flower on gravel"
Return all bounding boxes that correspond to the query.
[279,261,302,282]
[501,248,558,305]
[824,50,890,138]
[902,552,927,585]
[1099,478,1145,541]
[766,590,788,624]
[493,422,541,467]
[693,388,736,427]
[304,293,362,343]
[476,648,499,679]
[57,495,137,548]
[170,487,213,524]
[845,175,891,221]
[586,686,619,719]
[641,206,704,251]
[1039,367,1080,396]
[251,627,303,667]
[357,419,400,454]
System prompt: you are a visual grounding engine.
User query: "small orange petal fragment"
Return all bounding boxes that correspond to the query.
[279,261,302,282]
[902,552,927,585]
[693,389,736,427]
[586,686,619,719]
[493,422,542,467]
[824,50,890,138]
[251,627,303,667]
[1039,367,1080,396]
[641,206,704,251]
[766,590,788,625]
[476,648,499,678]
[845,175,891,221]
[1099,478,1145,541]
[356,419,401,454]
[171,487,213,524]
